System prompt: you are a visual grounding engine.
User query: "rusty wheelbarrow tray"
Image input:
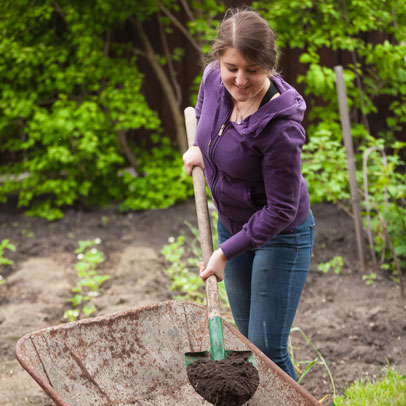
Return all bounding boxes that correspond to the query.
[15,300,319,406]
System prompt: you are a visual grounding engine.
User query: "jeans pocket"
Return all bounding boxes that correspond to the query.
[294,222,315,249]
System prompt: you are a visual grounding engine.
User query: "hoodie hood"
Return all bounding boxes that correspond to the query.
[219,73,306,137]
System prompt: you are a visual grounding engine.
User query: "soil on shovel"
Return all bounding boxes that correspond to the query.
[186,352,259,406]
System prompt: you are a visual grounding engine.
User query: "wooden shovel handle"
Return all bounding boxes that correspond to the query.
[184,107,221,319]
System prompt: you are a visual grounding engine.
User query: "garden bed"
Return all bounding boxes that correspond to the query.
[0,200,404,405]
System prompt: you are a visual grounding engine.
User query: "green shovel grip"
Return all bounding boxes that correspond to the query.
[208,316,226,360]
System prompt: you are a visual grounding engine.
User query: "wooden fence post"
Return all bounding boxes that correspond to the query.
[334,65,366,271]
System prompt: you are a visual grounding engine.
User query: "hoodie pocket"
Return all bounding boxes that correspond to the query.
[216,174,258,222]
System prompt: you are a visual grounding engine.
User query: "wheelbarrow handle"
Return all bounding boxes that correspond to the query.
[184,106,221,319]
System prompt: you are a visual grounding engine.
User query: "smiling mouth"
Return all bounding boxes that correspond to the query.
[235,85,249,91]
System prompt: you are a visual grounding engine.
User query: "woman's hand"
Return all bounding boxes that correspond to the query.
[183,146,204,176]
[199,248,227,282]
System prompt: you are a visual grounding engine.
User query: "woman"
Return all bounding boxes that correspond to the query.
[183,8,315,381]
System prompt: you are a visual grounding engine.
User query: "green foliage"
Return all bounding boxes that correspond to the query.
[185,0,225,54]
[362,272,378,286]
[318,256,344,275]
[362,142,406,275]
[0,238,16,285]
[0,239,16,267]
[0,1,169,219]
[0,1,228,220]
[161,211,230,315]
[253,0,406,275]
[254,0,406,200]
[333,367,406,406]
[119,136,193,211]
[162,234,206,303]
[64,238,110,322]
[301,129,349,204]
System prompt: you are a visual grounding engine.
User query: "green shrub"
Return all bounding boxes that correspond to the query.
[119,136,193,212]
[254,0,406,276]
[0,1,178,220]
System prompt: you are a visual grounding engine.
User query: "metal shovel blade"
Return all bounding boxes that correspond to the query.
[184,314,255,367]
[184,349,256,368]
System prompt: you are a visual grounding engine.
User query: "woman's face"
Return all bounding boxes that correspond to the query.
[219,47,270,103]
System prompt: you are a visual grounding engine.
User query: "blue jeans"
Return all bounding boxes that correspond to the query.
[218,211,315,380]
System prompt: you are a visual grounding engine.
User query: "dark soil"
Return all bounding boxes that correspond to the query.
[187,352,259,406]
[0,199,405,405]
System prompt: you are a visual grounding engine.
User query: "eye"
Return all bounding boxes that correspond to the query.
[227,67,238,72]
[247,69,258,74]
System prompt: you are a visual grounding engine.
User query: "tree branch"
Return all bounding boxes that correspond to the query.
[53,1,66,22]
[133,18,187,152]
[157,1,202,53]
[133,47,147,58]
[103,30,111,57]
[158,11,182,106]
[179,0,195,22]
[350,51,371,135]
[117,129,139,174]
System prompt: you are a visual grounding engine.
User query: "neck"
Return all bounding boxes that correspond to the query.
[233,78,270,123]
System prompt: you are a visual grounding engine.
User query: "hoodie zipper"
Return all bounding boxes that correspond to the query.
[208,115,231,211]
[206,86,233,210]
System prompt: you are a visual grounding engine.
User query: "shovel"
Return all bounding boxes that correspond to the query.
[183,107,259,406]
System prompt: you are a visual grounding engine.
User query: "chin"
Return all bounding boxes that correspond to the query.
[232,90,250,101]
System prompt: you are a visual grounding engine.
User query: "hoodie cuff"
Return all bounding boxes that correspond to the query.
[219,229,254,260]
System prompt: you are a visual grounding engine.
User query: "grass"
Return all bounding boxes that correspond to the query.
[333,367,406,406]
[289,326,336,403]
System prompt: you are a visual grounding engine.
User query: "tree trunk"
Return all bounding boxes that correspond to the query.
[117,129,139,175]
[135,20,188,153]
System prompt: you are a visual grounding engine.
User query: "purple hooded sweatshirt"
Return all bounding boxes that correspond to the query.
[195,64,310,260]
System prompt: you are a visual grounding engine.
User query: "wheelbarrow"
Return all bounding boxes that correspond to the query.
[16,300,319,405]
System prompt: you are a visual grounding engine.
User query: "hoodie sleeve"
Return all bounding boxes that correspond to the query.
[195,63,218,124]
[195,77,204,128]
[219,121,306,259]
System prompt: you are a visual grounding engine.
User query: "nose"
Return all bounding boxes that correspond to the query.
[235,70,248,87]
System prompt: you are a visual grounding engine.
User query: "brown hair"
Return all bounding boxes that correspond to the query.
[206,8,278,73]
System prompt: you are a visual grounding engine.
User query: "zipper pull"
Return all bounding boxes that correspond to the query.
[208,139,212,147]
[218,124,225,136]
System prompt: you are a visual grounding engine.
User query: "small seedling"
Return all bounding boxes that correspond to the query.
[64,238,110,322]
[0,239,16,285]
[362,272,378,286]
[21,228,35,238]
[318,256,344,275]
[289,326,336,402]
[161,213,231,316]
[0,239,16,266]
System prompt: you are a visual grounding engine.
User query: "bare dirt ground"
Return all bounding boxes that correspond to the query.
[0,200,405,405]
